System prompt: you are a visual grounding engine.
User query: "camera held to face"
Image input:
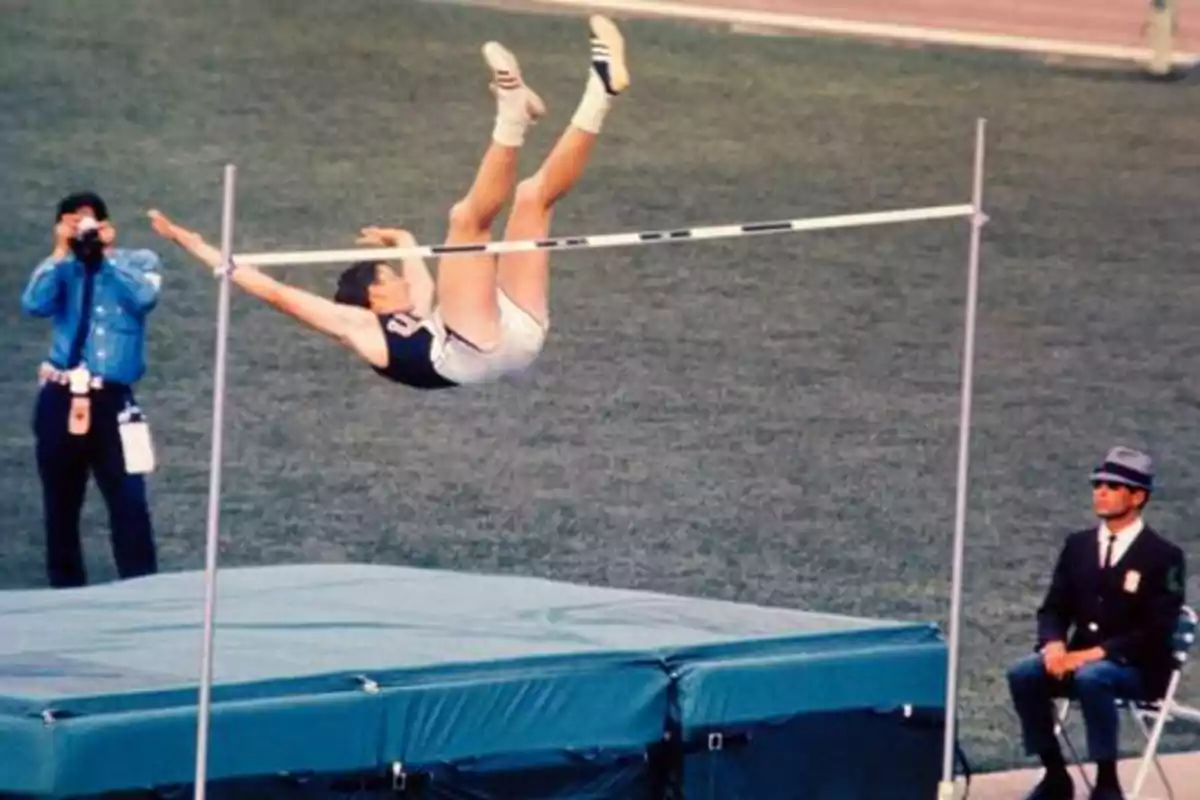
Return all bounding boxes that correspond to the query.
[70,217,106,266]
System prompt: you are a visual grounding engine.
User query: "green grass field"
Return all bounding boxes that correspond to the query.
[1,0,1197,772]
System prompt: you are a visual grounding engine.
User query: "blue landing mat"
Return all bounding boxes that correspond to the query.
[0,564,946,796]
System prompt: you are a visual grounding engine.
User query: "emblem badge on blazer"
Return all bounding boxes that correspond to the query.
[1123,570,1141,594]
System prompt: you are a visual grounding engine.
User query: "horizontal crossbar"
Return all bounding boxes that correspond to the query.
[234,203,977,268]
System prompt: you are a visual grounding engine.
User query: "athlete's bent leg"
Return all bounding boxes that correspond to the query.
[497,16,628,327]
[439,42,545,348]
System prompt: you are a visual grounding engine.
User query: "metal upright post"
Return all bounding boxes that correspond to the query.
[938,118,987,800]
[193,163,237,800]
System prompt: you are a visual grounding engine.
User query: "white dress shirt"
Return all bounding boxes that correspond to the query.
[1097,517,1144,568]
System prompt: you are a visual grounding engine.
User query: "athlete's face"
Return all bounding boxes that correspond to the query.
[367,264,413,314]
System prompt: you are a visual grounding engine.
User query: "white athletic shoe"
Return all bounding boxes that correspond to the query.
[588,15,629,96]
[482,41,546,120]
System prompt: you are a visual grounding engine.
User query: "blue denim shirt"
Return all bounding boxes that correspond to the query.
[21,248,162,385]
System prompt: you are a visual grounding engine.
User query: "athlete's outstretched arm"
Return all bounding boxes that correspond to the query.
[147,210,374,345]
[356,226,435,318]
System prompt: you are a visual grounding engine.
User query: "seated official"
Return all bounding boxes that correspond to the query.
[1007,446,1186,800]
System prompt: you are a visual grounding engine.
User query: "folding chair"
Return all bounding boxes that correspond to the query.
[1055,605,1199,799]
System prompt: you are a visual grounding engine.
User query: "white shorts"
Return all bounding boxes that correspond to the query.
[429,292,548,386]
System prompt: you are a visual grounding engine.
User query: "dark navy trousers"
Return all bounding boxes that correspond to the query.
[1008,652,1145,763]
[33,382,157,588]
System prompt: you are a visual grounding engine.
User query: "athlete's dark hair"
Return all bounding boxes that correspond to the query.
[334,261,381,308]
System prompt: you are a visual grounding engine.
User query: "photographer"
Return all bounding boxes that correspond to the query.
[20,191,162,588]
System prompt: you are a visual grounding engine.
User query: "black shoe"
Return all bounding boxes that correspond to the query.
[1089,785,1125,800]
[1023,771,1074,800]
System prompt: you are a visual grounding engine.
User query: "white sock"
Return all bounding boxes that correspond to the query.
[493,116,527,147]
[570,72,611,135]
[492,91,530,147]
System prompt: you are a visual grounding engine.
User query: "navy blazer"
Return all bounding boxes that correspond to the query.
[1036,524,1186,697]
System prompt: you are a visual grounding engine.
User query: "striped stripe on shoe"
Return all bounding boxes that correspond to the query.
[482,41,546,119]
[588,15,629,95]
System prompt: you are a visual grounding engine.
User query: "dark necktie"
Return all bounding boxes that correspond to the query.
[66,265,96,368]
[1103,534,1117,570]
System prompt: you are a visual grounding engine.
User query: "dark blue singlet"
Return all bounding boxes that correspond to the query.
[370,313,458,390]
